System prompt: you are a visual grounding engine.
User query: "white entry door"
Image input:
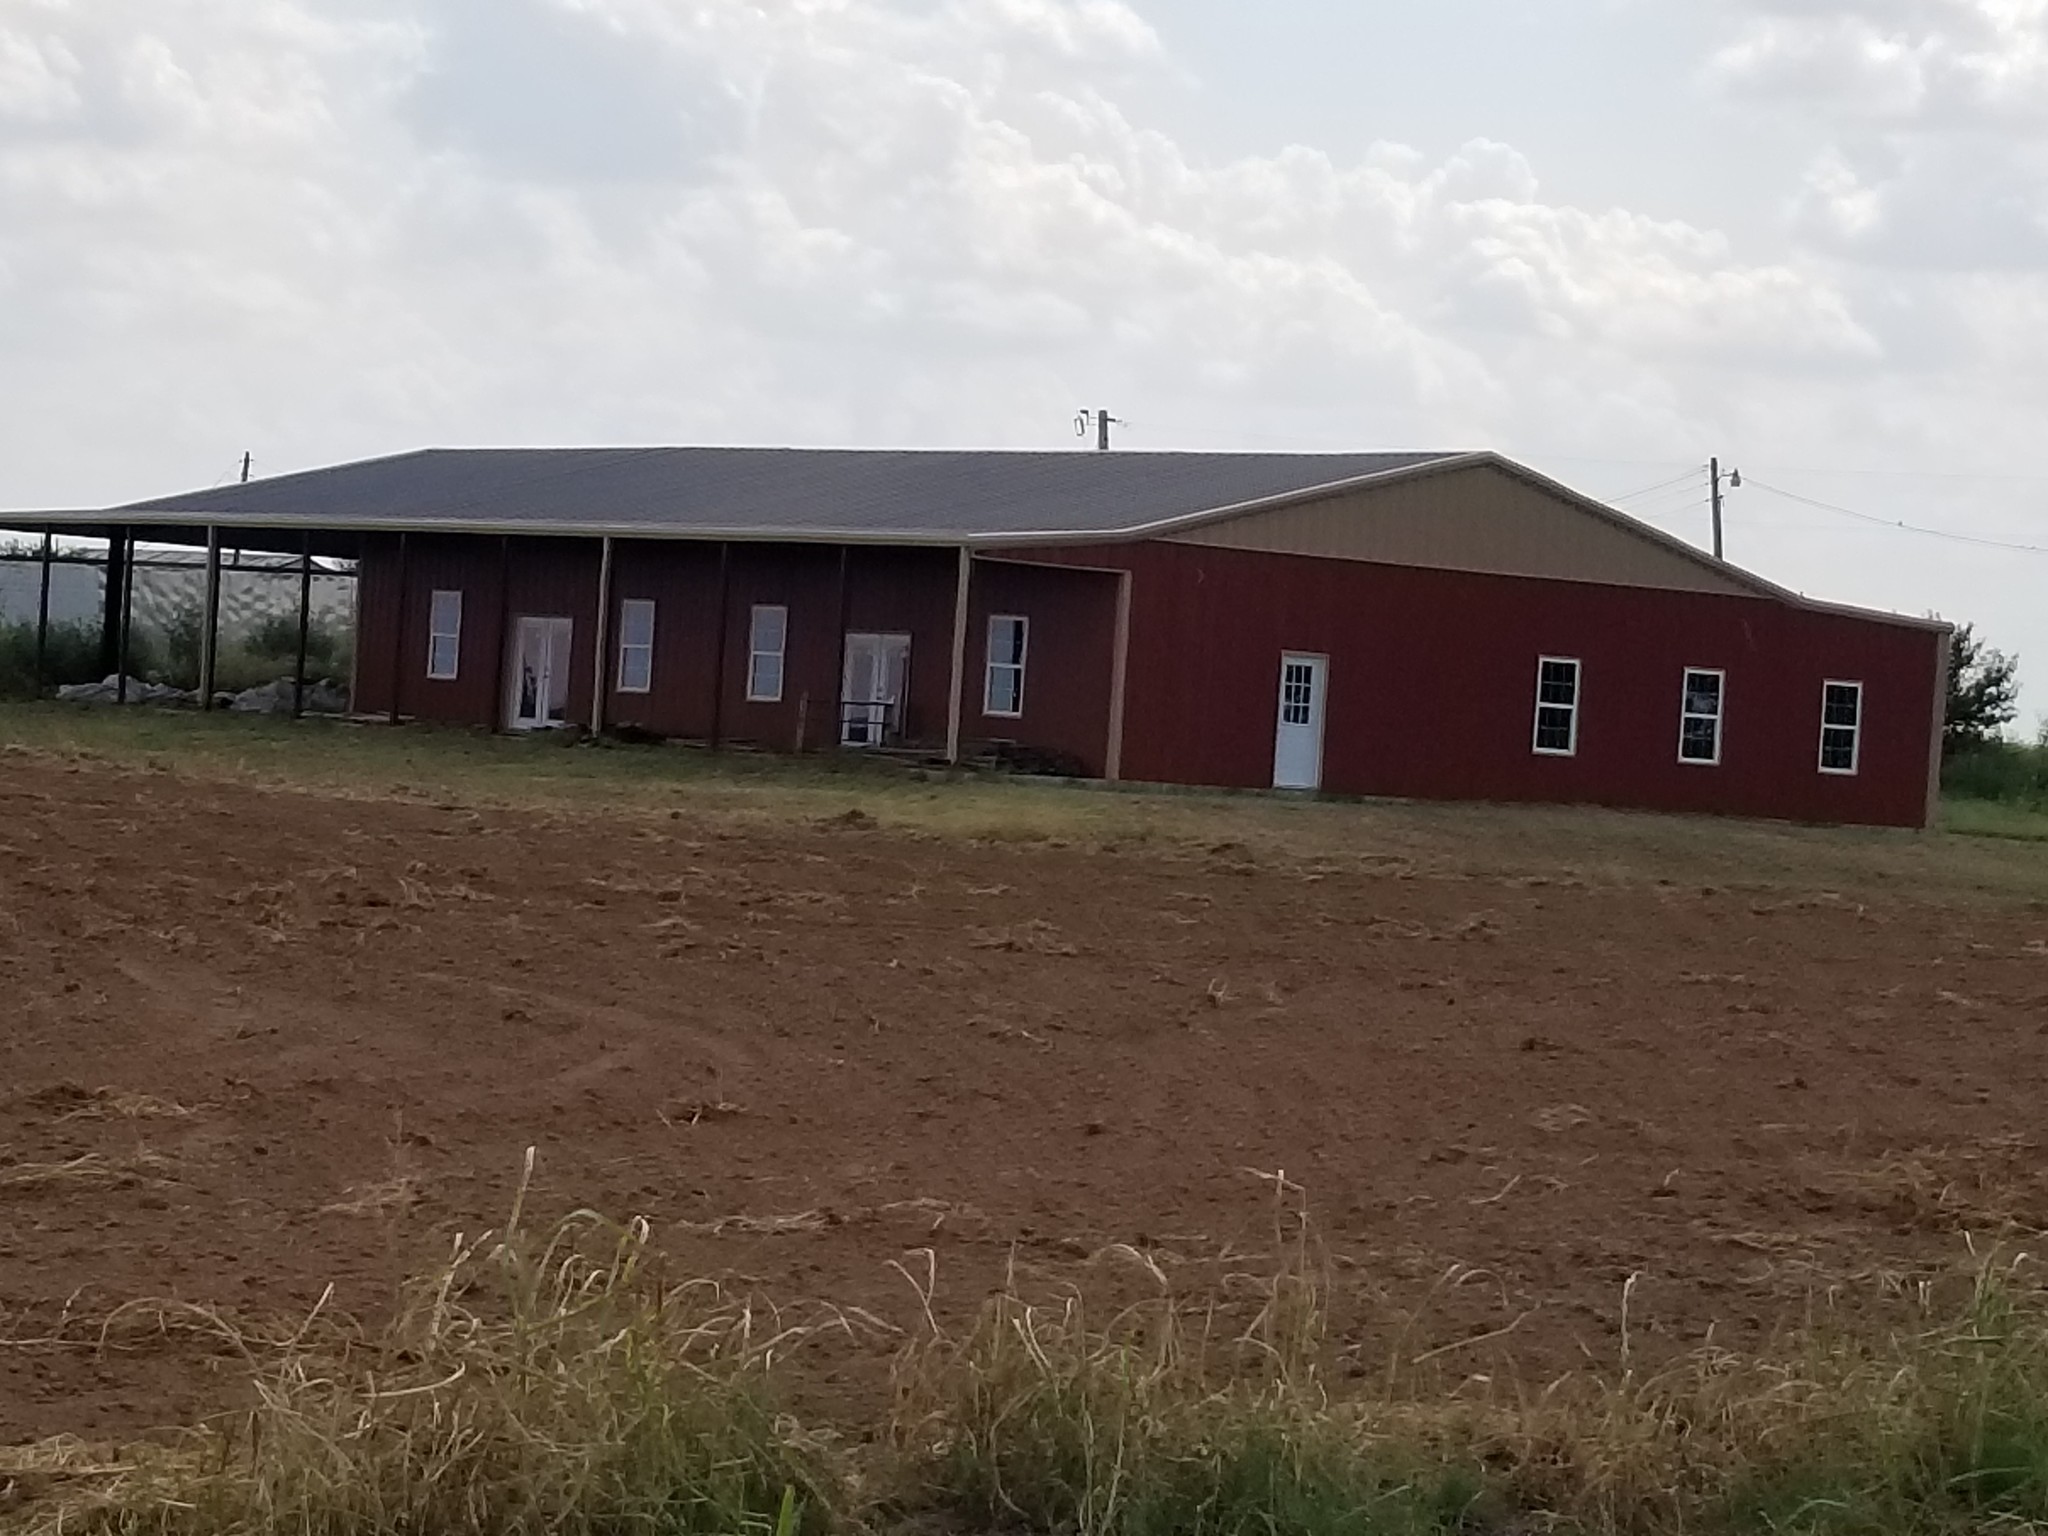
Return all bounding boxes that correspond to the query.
[841,632,910,747]
[507,616,574,731]
[1272,653,1328,790]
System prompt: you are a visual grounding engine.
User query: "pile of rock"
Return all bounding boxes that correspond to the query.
[226,678,350,716]
[54,676,189,707]
[53,675,350,715]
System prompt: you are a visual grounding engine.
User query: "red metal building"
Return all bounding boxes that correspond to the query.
[34,447,1950,828]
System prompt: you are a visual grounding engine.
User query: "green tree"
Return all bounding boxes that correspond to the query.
[1945,621,2021,757]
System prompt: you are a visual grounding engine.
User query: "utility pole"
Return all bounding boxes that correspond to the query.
[1075,409,1121,450]
[1709,457,1740,561]
[240,451,252,484]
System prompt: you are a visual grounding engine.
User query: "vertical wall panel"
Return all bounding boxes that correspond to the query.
[352,534,398,718]
[502,538,602,729]
[605,542,727,738]
[963,559,1121,776]
[845,545,959,748]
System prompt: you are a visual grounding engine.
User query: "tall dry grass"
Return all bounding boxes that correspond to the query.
[11,1172,2048,1536]
[889,1236,2048,1536]
[15,1156,834,1536]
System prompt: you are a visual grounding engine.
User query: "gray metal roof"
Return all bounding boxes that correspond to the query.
[96,446,1465,544]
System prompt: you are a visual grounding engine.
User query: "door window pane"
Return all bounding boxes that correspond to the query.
[1280,661,1316,725]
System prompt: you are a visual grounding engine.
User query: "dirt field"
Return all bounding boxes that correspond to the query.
[2,711,2047,1445]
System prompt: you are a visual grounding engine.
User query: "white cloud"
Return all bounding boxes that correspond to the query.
[0,0,1890,494]
[0,0,2043,729]
[0,26,82,123]
[1708,0,2048,126]
[1702,1,2048,278]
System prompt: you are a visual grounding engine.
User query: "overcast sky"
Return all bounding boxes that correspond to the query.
[3,0,2045,726]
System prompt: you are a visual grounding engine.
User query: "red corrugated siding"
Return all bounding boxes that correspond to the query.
[362,537,979,752]
[708,544,960,752]
[1021,541,1940,828]
[964,559,1121,776]
[354,534,598,727]
[357,530,1937,827]
[844,545,959,749]
[606,542,725,738]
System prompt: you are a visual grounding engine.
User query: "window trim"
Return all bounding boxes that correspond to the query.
[746,604,787,703]
[1677,666,1726,767]
[1530,655,1582,758]
[983,613,1029,719]
[426,589,462,681]
[1818,678,1864,777]
[615,597,656,694]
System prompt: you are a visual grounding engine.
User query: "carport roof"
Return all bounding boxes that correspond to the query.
[42,445,1470,545]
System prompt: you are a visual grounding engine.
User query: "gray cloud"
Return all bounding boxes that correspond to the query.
[403,0,738,183]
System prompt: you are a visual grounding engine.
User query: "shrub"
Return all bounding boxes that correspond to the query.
[137,602,354,694]
[0,619,160,697]
[1944,741,2048,807]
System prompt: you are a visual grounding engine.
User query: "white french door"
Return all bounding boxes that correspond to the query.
[506,615,574,731]
[841,632,910,747]
[1272,652,1328,790]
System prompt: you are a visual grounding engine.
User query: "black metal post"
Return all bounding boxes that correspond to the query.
[293,532,314,719]
[198,526,222,708]
[99,529,126,680]
[115,529,135,704]
[34,529,52,694]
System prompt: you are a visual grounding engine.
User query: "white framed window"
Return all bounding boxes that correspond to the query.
[1819,680,1863,776]
[1531,656,1581,757]
[984,614,1028,717]
[746,604,786,702]
[426,589,462,680]
[616,598,655,694]
[1678,668,1725,765]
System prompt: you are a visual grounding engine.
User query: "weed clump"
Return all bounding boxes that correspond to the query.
[33,1161,834,1536]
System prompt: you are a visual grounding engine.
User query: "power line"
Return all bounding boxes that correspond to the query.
[1625,497,1714,530]
[1737,460,2048,485]
[1610,468,1707,504]
[1741,477,2048,556]
[1618,479,1715,513]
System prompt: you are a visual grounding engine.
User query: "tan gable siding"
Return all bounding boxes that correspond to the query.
[1164,461,1756,596]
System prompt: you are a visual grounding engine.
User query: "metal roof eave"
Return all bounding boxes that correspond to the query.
[8,507,986,546]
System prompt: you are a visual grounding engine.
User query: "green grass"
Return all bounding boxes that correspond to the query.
[1940,796,2048,843]
[1943,740,2048,805]
[2,700,2046,904]
[1941,742,2048,842]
